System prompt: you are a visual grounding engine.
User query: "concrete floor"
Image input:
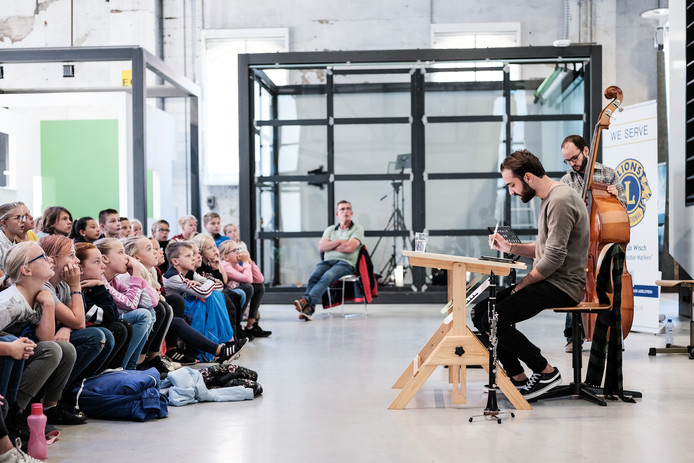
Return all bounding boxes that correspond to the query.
[47,293,692,462]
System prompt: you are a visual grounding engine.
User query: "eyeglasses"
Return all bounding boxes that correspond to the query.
[9,215,27,222]
[234,248,244,252]
[157,228,170,233]
[563,153,582,165]
[27,253,48,264]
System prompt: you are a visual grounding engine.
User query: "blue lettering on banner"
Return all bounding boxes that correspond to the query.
[633,285,659,298]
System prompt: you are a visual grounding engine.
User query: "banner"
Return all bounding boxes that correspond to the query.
[603,100,660,334]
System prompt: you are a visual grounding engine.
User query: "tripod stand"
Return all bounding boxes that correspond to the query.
[371,179,410,285]
[469,271,516,424]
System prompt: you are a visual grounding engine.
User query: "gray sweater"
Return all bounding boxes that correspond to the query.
[535,183,589,303]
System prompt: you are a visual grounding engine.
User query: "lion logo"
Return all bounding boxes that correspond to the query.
[615,158,652,227]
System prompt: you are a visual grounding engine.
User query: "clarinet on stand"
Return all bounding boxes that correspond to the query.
[469,270,515,424]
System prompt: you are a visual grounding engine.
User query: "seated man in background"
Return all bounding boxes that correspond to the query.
[294,200,364,321]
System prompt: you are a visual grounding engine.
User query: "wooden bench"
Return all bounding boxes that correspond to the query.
[650,280,694,359]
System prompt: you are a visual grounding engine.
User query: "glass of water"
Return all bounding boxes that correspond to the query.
[414,232,428,252]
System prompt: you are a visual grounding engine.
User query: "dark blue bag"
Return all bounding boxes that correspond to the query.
[73,367,168,422]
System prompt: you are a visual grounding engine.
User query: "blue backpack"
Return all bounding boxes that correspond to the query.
[73,367,168,422]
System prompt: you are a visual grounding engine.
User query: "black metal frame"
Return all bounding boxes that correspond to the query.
[0,46,201,222]
[239,46,602,303]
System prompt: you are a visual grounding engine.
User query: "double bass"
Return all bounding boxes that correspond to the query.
[580,86,635,339]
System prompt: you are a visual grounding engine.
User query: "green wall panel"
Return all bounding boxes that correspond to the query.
[41,120,119,219]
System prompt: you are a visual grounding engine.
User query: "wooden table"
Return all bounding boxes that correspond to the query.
[389,250,532,410]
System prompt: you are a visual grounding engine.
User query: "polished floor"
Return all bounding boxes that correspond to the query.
[47,294,692,462]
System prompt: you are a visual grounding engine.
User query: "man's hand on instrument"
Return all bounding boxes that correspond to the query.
[488,233,512,253]
[606,184,618,196]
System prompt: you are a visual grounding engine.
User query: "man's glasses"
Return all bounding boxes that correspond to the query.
[563,153,582,165]
[27,253,48,264]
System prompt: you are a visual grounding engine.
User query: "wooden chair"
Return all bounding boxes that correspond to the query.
[649,280,694,359]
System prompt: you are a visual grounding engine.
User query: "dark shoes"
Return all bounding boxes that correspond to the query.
[520,367,562,400]
[294,297,314,321]
[483,376,528,393]
[45,402,88,425]
[137,355,172,378]
[166,347,198,365]
[250,323,272,337]
[217,337,249,364]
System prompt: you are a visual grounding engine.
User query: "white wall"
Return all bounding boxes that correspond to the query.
[0,108,41,211]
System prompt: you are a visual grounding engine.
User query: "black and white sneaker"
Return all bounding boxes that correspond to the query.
[166,347,198,365]
[483,377,528,393]
[217,337,249,364]
[520,367,562,400]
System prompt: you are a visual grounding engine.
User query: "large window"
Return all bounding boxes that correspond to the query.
[239,47,600,300]
[203,29,288,185]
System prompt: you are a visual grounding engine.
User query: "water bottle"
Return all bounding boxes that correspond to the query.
[27,403,47,460]
[665,318,675,346]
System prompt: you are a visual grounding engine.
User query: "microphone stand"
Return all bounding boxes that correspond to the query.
[469,270,515,424]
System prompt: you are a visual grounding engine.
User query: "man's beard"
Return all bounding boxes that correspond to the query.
[519,178,536,203]
[574,155,588,174]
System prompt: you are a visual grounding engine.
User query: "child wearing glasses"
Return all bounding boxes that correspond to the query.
[0,242,82,429]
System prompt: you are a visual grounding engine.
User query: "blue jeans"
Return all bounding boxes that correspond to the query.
[0,335,24,408]
[304,260,355,310]
[78,326,115,379]
[67,326,107,387]
[120,309,154,370]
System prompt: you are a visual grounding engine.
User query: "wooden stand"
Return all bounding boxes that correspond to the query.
[389,251,531,411]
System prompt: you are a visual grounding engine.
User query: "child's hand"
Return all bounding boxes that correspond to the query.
[54,326,72,342]
[239,251,252,265]
[35,289,55,310]
[184,278,201,289]
[81,279,104,289]
[61,262,81,290]
[126,256,141,277]
[8,337,36,360]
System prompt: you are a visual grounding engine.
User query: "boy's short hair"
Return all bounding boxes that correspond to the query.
[165,240,194,262]
[98,208,119,225]
[177,215,197,228]
[119,217,130,223]
[151,219,169,235]
[203,212,220,226]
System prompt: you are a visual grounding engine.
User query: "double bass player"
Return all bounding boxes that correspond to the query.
[559,134,628,352]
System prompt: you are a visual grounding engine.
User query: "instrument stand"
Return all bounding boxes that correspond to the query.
[469,271,516,424]
[372,178,410,285]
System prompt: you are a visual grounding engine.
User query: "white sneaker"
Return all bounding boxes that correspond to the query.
[0,439,44,462]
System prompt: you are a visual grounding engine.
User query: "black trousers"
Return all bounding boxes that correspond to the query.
[471,281,576,377]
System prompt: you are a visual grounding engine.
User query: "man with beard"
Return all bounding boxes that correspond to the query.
[471,149,589,400]
[559,134,627,352]
[560,134,627,208]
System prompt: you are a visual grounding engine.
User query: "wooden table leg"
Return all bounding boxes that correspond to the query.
[388,364,439,410]
[392,321,451,389]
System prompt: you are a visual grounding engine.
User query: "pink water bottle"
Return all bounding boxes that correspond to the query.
[27,403,47,460]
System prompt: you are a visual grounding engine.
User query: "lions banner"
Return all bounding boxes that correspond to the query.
[603,100,660,334]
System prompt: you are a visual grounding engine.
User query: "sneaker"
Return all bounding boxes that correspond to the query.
[160,355,182,371]
[299,306,314,321]
[483,376,528,393]
[0,438,44,463]
[217,338,249,363]
[250,323,272,337]
[240,328,256,342]
[521,367,562,400]
[44,402,88,425]
[5,410,30,442]
[565,339,584,353]
[294,297,308,313]
[166,347,198,365]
